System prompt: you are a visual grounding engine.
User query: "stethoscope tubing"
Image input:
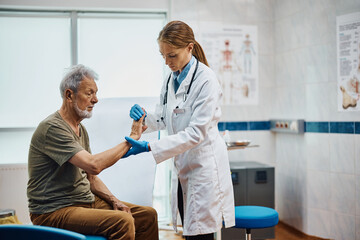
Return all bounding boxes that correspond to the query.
[163,59,199,105]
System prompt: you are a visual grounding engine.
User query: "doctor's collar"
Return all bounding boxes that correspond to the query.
[172,56,195,82]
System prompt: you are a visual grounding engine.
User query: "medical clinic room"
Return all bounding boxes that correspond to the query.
[1,0,360,240]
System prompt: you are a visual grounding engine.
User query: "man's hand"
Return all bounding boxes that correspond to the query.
[130,111,147,140]
[112,199,132,215]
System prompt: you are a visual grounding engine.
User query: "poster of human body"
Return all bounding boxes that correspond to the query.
[200,24,258,105]
[337,12,360,111]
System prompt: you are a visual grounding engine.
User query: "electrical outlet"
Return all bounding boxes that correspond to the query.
[270,119,304,134]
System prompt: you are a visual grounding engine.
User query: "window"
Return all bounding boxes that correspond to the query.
[0,12,71,127]
[0,10,171,224]
[77,12,164,98]
[0,10,166,161]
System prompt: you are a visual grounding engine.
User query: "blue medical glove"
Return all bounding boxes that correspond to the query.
[129,104,147,121]
[123,136,149,158]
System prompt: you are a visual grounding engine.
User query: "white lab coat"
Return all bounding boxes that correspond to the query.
[145,60,235,236]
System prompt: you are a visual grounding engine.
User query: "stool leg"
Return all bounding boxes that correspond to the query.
[245,228,251,240]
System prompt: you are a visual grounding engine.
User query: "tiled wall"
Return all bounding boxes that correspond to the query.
[174,0,360,239]
[272,0,360,239]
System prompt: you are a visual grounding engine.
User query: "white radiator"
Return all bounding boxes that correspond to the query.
[0,163,30,224]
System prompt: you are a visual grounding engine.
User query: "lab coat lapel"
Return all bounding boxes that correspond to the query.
[175,61,197,96]
[166,75,182,135]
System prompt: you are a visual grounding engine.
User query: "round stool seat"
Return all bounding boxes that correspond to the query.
[235,206,279,229]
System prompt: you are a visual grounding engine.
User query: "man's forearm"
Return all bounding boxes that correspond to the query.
[92,141,132,171]
[70,141,132,175]
[88,174,116,205]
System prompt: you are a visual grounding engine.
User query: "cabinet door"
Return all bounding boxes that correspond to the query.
[246,168,275,240]
[247,168,275,207]
[231,169,247,206]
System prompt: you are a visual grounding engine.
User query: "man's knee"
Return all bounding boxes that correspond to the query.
[106,212,136,240]
[143,206,158,222]
[114,212,135,230]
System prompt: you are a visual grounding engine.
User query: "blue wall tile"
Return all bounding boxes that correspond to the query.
[249,121,270,130]
[218,122,226,131]
[305,122,329,133]
[330,122,354,134]
[355,122,360,134]
[226,122,248,131]
[219,121,360,134]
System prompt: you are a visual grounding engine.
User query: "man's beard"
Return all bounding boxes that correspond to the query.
[74,102,92,119]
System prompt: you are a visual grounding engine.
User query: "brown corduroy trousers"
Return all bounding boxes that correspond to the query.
[30,196,159,240]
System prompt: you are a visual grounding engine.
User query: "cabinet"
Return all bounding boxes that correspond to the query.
[222,161,275,240]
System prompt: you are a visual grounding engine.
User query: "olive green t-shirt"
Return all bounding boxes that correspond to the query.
[27,111,95,214]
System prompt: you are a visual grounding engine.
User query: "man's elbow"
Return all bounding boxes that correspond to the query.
[87,160,102,175]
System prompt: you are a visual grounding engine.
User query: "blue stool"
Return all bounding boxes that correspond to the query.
[0,224,107,240]
[234,206,279,240]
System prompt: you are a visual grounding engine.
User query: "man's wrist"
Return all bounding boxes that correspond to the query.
[129,134,140,140]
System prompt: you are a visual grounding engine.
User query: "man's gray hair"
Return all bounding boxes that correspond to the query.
[60,64,99,99]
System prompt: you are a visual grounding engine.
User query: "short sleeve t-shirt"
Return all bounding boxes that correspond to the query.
[27,111,95,214]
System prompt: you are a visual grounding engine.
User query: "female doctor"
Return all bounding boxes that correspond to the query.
[125,21,235,240]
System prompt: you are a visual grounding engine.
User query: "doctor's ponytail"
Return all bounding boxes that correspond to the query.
[158,21,209,67]
[193,40,209,67]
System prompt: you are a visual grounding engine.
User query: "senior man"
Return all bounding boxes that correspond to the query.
[27,64,158,240]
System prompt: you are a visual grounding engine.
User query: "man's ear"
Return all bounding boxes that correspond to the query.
[65,89,73,101]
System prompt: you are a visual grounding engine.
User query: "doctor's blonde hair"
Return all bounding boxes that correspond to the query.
[158,21,209,67]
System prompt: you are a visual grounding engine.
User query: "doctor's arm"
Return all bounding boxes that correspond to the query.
[129,104,165,133]
[124,78,218,161]
[150,77,220,163]
[87,174,131,214]
[129,78,168,133]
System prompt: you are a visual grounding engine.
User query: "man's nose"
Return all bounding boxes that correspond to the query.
[92,95,98,104]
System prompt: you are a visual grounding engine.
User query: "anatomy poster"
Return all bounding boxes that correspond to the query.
[337,12,360,111]
[200,24,258,105]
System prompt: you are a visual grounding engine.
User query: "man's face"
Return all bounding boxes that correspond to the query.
[73,76,98,119]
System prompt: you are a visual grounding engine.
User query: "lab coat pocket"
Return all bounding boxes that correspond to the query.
[172,106,191,132]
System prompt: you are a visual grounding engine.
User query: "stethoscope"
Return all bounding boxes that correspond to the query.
[163,59,199,105]
[157,59,199,123]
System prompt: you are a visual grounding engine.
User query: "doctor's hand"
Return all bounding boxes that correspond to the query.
[130,104,147,121]
[122,136,149,158]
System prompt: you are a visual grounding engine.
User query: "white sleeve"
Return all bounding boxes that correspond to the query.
[143,104,166,133]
